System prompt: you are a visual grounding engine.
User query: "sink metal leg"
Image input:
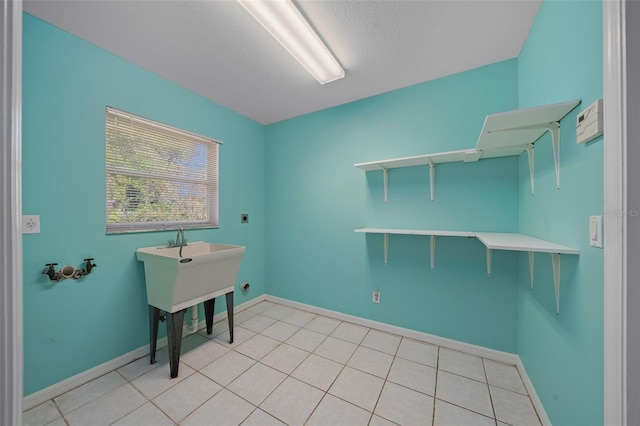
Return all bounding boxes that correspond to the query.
[225,291,234,344]
[204,298,215,335]
[166,308,186,378]
[149,305,160,364]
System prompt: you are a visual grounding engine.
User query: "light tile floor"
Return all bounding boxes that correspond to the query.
[24,301,542,426]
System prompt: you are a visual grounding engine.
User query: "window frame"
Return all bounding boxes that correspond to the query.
[105,107,221,234]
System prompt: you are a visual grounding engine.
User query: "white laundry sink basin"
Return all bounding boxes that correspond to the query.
[136,241,246,313]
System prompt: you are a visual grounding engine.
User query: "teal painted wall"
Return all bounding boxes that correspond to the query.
[23,3,606,421]
[22,13,266,395]
[516,1,603,424]
[265,60,521,352]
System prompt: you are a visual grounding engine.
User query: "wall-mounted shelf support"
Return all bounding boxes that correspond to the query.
[489,121,562,190]
[383,232,389,264]
[355,100,580,201]
[382,167,389,203]
[523,250,562,313]
[549,122,561,190]
[476,232,577,315]
[430,235,436,270]
[551,253,561,315]
[428,158,435,201]
[354,100,581,316]
[528,251,535,289]
[356,229,578,315]
[503,122,560,190]
[355,228,475,269]
[525,144,535,195]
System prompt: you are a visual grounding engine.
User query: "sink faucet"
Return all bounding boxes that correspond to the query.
[168,227,188,257]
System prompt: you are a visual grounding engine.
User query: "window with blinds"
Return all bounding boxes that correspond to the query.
[105,107,219,233]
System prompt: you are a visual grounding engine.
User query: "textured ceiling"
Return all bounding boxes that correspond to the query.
[23,0,542,125]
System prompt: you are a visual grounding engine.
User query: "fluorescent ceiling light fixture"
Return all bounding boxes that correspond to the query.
[237,0,345,84]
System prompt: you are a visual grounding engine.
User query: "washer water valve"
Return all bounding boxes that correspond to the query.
[43,258,97,282]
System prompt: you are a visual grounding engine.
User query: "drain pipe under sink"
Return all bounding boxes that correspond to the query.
[183,304,199,335]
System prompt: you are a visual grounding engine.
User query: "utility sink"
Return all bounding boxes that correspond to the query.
[136,241,245,313]
[136,241,245,378]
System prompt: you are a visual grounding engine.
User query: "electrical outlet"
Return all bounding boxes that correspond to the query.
[22,215,40,234]
[373,290,380,304]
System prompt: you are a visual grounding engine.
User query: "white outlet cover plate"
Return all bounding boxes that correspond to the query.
[22,215,41,234]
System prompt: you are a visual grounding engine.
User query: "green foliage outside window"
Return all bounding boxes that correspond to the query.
[105,108,218,232]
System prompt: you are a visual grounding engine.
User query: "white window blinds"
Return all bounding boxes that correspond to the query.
[105,107,219,233]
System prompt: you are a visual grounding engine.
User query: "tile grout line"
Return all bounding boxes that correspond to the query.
[203,346,281,425]
[148,392,179,425]
[295,318,346,425]
[432,344,509,423]
[143,328,242,424]
[51,398,68,426]
[228,303,503,424]
[513,360,545,425]
[174,371,227,425]
[114,384,148,426]
[222,319,334,426]
[368,331,403,424]
[291,326,344,424]
[432,345,440,425]
[482,356,499,424]
[272,298,530,419]
[31,301,535,426]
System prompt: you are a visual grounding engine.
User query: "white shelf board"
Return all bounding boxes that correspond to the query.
[474,231,578,316]
[356,229,579,254]
[357,228,578,315]
[354,100,583,315]
[478,146,528,159]
[475,232,579,255]
[355,100,580,173]
[355,228,476,269]
[354,149,476,172]
[355,228,475,238]
[476,100,580,151]
[354,146,521,172]
[355,100,581,198]
[354,146,526,172]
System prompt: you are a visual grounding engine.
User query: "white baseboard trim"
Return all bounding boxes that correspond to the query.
[265,295,519,365]
[22,295,266,411]
[516,357,551,426]
[23,346,149,411]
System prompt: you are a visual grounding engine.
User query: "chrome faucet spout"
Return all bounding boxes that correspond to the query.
[177,227,186,257]
[168,227,187,256]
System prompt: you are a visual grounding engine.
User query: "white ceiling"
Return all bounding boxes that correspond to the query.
[23,0,542,125]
